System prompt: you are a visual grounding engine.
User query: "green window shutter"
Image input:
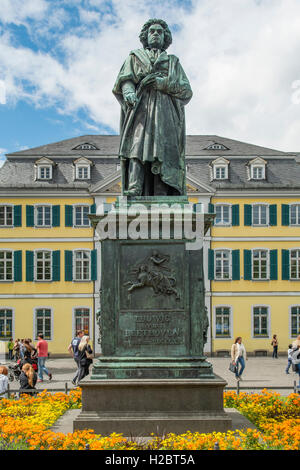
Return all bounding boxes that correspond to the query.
[52,206,60,227]
[13,205,22,227]
[90,203,96,214]
[26,206,34,227]
[270,249,278,280]
[281,204,290,226]
[91,249,97,281]
[231,205,240,226]
[244,204,252,226]
[232,250,240,280]
[269,205,277,226]
[52,251,60,281]
[65,250,73,281]
[282,249,290,280]
[65,205,73,227]
[244,250,252,280]
[208,249,214,280]
[26,251,34,282]
[14,250,22,282]
[208,203,214,214]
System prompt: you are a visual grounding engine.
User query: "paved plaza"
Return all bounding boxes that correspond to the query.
[2,355,298,396]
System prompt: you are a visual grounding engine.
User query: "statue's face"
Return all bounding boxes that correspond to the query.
[147,23,164,49]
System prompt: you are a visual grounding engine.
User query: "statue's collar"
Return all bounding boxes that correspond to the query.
[131,48,168,68]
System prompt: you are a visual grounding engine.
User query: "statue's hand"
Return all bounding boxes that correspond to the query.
[153,76,167,91]
[124,91,138,107]
[140,73,161,89]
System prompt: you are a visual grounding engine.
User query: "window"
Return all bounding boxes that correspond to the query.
[35,206,51,227]
[215,250,231,280]
[35,251,52,281]
[76,165,90,180]
[74,308,90,335]
[35,308,51,340]
[0,309,13,339]
[253,306,269,337]
[290,250,300,279]
[252,205,268,226]
[290,205,300,226]
[38,166,52,180]
[214,166,227,180]
[73,143,98,150]
[251,165,265,180]
[252,250,268,280]
[215,205,231,225]
[74,251,91,281]
[215,306,231,337]
[74,206,90,227]
[0,251,13,281]
[291,306,300,337]
[0,206,13,226]
[206,143,228,150]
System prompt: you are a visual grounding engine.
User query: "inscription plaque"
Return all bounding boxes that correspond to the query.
[117,310,188,356]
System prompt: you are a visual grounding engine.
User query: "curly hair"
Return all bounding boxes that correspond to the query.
[139,19,172,50]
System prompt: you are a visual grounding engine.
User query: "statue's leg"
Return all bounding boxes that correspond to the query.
[126,159,144,196]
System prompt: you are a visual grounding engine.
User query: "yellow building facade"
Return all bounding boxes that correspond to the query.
[209,195,300,356]
[1,135,300,356]
[0,195,96,355]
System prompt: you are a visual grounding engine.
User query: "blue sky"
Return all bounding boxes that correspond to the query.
[1,0,300,164]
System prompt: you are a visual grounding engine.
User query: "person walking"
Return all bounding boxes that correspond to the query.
[19,363,37,396]
[19,339,25,360]
[0,366,9,399]
[13,339,20,361]
[291,345,300,392]
[231,337,247,381]
[68,330,85,386]
[286,344,293,374]
[7,338,14,361]
[292,334,300,349]
[36,334,52,382]
[271,334,279,358]
[77,335,93,384]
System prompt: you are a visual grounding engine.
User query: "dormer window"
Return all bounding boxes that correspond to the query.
[73,143,98,151]
[206,143,229,151]
[76,165,90,180]
[210,157,229,181]
[248,157,267,180]
[251,165,265,180]
[73,157,92,180]
[215,165,227,180]
[34,157,54,181]
[38,166,52,180]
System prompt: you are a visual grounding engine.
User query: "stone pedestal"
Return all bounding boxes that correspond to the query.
[73,197,231,435]
[73,376,232,435]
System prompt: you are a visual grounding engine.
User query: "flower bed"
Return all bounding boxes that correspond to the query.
[0,388,299,450]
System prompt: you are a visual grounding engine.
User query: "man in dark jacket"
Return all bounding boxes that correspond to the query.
[68,330,84,386]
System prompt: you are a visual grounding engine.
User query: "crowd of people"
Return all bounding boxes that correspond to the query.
[230,334,300,389]
[0,335,52,397]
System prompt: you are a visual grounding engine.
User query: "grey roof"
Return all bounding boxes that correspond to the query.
[6,134,292,157]
[187,158,300,190]
[1,134,299,191]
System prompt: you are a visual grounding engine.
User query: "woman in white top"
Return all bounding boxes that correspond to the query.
[231,337,247,381]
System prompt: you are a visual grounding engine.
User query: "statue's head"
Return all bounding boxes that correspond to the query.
[139,19,172,50]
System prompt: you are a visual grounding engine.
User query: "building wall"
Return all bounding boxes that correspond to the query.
[0,196,96,355]
[209,196,300,355]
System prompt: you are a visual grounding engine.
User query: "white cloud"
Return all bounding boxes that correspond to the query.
[0,80,6,104]
[1,0,300,151]
[0,0,48,25]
